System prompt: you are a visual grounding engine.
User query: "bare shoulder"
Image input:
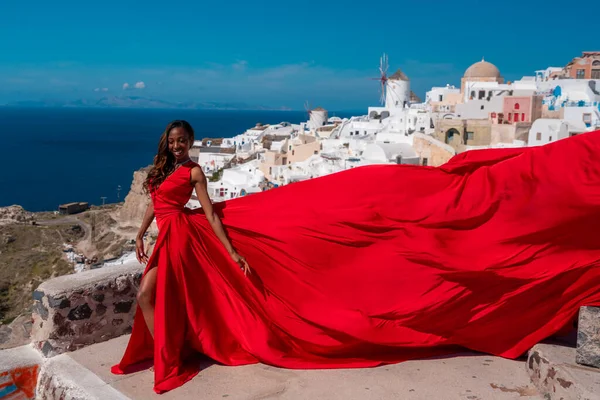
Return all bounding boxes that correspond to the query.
[190,164,206,184]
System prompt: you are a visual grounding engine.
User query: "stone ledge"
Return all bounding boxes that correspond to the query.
[577,306,600,369]
[31,262,144,358]
[36,354,130,400]
[527,343,600,400]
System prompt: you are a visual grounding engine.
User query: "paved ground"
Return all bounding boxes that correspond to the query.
[67,335,542,400]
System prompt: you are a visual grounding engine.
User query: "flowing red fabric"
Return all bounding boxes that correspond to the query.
[112,131,600,394]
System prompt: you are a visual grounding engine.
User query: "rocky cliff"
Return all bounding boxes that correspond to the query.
[0,206,35,226]
[118,166,155,233]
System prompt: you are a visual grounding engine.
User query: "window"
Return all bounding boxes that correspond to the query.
[576,69,585,79]
[480,105,484,110]
[592,70,600,79]
[438,95,443,101]
[282,157,287,164]
[470,91,476,99]
[478,90,485,99]
[289,145,292,150]
[292,150,295,156]
[521,113,525,121]
[422,158,428,166]
[314,150,318,155]
[583,113,592,124]
[467,132,474,141]
[514,103,520,110]
[536,132,541,141]
[549,136,553,142]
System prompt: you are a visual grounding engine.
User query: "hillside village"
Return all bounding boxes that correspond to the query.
[187,52,600,207]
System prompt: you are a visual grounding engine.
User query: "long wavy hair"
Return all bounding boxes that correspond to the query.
[144,120,195,193]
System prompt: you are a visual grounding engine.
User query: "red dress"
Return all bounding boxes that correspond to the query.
[112,131,600,394]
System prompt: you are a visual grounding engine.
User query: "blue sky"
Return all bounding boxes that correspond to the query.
[0,0,597,110]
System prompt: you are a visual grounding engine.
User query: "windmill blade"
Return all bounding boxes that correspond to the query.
[304,101,312,120]
[379,53,389,77]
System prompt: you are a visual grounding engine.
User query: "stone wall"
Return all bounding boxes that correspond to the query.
[434,119,493,152]
[489,122,531,145]
[576,306,600,368]
[541,105,563,120]
[31,262,143,357]
[412,133,456,167]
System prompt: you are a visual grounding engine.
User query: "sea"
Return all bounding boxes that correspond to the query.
[0,107,358,211]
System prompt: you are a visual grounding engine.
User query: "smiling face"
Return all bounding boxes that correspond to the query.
[168,127,191,162]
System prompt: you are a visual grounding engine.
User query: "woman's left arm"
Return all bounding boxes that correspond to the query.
[191,166,251,275]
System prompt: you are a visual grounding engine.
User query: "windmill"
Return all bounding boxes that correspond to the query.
[371,53,389,105]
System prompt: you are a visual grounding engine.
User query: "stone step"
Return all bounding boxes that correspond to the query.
[36,354,130,400]
[66,334,543,399]
[527,343,600,400]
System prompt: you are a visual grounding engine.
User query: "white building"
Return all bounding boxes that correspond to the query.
[455,96,505,119]
[362,143,420,165]
[563,106,600,131]
[537,79,600,109]
[527,119,572,146]
[534,67,563,82]
[426,85,460,104]
[199,160,266,203]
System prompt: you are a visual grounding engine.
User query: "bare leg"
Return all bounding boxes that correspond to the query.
[136,267,158,338]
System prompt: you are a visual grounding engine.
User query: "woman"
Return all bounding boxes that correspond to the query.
[113,121,600,394]
[132,120,250,338]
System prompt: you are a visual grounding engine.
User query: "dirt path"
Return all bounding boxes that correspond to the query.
[36,214,96,256]
[36,215,91,242]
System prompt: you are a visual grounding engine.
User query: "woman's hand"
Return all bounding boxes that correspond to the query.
[229,251,251,276]
[136,237,148,264]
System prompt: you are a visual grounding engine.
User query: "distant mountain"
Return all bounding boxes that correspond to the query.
[1,96,292,111]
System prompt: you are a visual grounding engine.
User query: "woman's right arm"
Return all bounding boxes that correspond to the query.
[136,202,155,264]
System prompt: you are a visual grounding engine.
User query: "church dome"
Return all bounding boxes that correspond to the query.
[464,59,501,78]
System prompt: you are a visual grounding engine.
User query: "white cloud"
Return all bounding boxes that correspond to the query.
[0,59,462,109]
[232,60,248,72]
